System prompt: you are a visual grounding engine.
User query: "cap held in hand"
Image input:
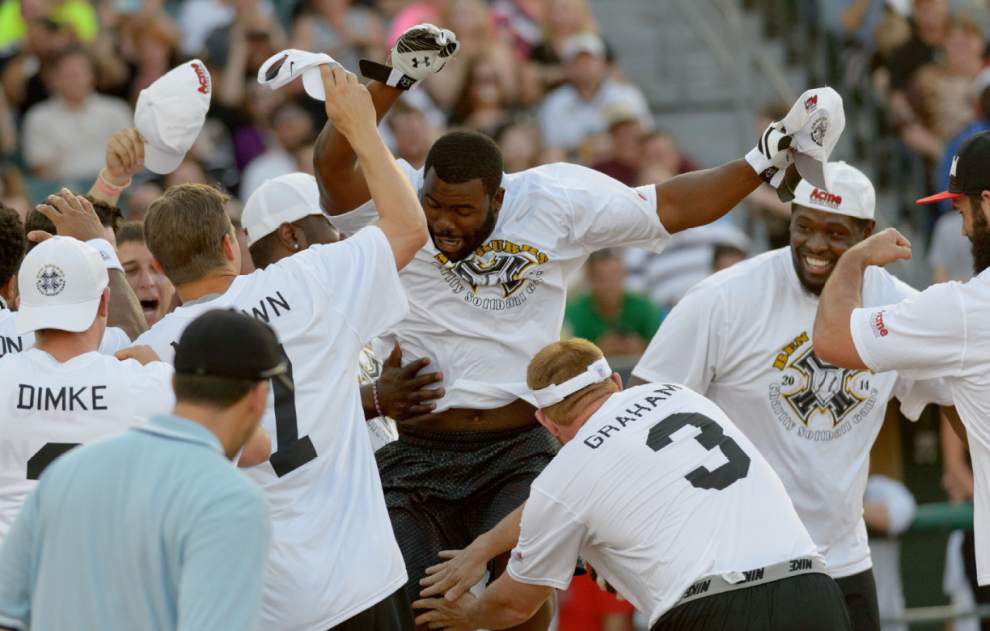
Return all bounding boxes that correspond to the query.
[780,87,845,191]
[173,309,291,390]
[917,131,990,204]
[16,236,108,335]
[134,60,212,174]
[258,49,338,101]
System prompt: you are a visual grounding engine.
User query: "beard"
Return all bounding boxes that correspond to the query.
[429,208,498,262]
[972,206,990,275]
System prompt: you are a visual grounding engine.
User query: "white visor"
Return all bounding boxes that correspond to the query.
[532,358,612,408]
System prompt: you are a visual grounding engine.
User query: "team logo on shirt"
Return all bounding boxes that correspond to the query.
[36,265,66,297]
[434,240,548,311]
[768,331,878,441]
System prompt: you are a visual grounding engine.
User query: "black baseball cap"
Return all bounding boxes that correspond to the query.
[174,309,291,389]
[917,131,990,204]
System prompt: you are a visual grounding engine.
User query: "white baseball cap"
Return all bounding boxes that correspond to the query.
[135,59,212,174]
[780,87,845,190]
[242,172,325,246]
[792,161,875,220]
[16,237,109,335]
[258,49,337,102]
[561,32,606,62]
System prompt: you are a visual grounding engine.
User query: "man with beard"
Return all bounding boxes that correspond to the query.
[316,36,845,622]
[624,161,948,631]
[815,130,990,601]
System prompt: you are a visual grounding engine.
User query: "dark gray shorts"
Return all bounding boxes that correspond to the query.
[375,423,558,604]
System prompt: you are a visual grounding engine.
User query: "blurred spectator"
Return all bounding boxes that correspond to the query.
[388,101,433,168]
[929,211,974,282]
[886,0,949,95]
[123,180,164,221]
[712,242,747,272]
[291,0,385,72]
[21,46,130,180]
[449,52,515,136]
[0,0,98,49]
[864,475,917,631]
[491,0,543,58]
[240,101,313,198]
[539,33,650,155]
[565,249,663,357]
[177,0,273,57]
[743,102,792,249]
[165,158,209,189]
[591,104,645,186]
[495,117,541,172]
[115,12,182,103]
[0,12,77,114]
[0,166,30,221]
[640,129,699,176]
[625,222,751,310]
[901,15,985,162]
[935,68,990,216]
[528,0,599,91]
[116,221,175,327]
[558,574,635,631]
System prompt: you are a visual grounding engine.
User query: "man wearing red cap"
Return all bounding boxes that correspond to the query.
[815,130,990,595]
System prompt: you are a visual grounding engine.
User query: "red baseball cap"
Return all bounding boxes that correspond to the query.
[917,131,990,204]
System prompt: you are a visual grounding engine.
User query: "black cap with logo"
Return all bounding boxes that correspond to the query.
[174,309,291,390]
[918,131,990,205]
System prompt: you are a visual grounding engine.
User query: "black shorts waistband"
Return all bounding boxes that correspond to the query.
[397,423,541,450]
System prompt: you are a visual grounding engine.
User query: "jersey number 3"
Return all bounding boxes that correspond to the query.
[646,412,750,491]
[270,344,317,477]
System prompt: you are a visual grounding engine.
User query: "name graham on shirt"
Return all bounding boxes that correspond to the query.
[584,384,682,450]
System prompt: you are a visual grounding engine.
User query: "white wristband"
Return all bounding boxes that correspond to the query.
[86,238,123,272]
[744,146,777,181]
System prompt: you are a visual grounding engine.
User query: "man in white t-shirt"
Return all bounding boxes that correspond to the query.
[134,66,427,631]
[630,162,946,631]
[414,338,851,631]
[0,235,175,542]
[317,46,845,616]
[815,130,990,591]
[240,172,444,452]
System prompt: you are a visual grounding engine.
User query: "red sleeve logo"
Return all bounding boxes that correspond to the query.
[871,310,888,338]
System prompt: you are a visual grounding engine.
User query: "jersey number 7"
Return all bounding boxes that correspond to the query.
[646,412,750,491]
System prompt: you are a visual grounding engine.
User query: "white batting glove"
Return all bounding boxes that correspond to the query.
[745,121,802,201]
[359,23,459,90]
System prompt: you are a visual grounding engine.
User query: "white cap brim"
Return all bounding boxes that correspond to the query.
[144,141,185,175]
[795,153,829,190]
[16,296,101,334]
[301,67,326,101]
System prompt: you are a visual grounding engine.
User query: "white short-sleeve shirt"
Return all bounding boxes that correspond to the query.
[850,269,990,583]
[507,383,819,627]
[330,160,669,413]
[135,226,409,630]
[0,349,174,542]
[633,248,946,578]
[0,309,131,357]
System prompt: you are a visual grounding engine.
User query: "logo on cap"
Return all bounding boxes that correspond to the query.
[804,95,818,112]
[810,188,842,209]
[950,155,959,177]
[36,265,65,297]
[810,115,828,147]
[191,62,210,95]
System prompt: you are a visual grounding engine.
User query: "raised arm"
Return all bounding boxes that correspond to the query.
[318,66,427,269]
[814,228,912,369]
[656,159,762,234]
[88,128,145,207]
[313,82,402,215]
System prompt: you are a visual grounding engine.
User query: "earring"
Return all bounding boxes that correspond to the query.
[292,243,300,250]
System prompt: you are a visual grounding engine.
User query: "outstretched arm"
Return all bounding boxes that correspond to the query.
[655,159,762,234]
[314,82,403,215]
[317,66,426,269]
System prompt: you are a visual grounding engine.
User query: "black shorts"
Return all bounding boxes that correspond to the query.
[652,573,852,631]
[327,587,413,631]
[834,569,881,631]
[375,423,558,603]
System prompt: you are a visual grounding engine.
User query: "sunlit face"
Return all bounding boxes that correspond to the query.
[422,170,501,261]
[118,240,175,325]
[789,206,872,295]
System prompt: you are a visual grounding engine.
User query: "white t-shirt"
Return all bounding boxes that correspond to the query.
[507,383,818,627]
[0,349,173,541]
[0,309,131,357]
[633,248,947,578]
[850,269,990,584]
[330,160,669,412]
[135,226,408,630]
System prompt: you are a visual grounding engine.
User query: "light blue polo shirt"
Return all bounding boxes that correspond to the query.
[0,414,271,631]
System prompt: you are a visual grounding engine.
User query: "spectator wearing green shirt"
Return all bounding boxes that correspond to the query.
[565,249,663,356]
[0,0,98,49]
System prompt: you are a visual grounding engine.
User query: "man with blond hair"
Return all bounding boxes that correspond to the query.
[415,339,851,630]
